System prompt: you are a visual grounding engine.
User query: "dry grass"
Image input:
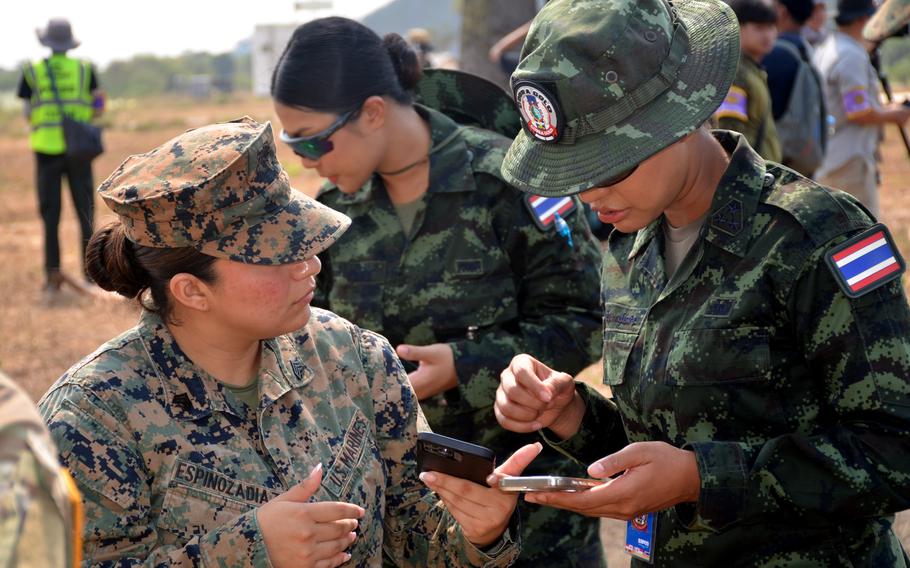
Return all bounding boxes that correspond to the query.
[0,95,907,564]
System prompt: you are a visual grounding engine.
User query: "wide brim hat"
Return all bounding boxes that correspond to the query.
[99,117,351,265]
[36,18,80,51]
[414,68,522,139]
[502,0,740,197]
[864,0,910,41]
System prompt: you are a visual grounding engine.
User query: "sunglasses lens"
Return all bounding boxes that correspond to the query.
[597,164,638,187]
[291,138,333,160]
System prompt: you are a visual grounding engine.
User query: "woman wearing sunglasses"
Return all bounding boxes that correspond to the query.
[271,17,607,567]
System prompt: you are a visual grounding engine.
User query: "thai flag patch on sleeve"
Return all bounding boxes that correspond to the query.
[825,224,905,298]
[525,194,577,231]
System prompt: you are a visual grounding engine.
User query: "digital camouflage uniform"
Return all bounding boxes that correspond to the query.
[548,131,910,566]
[36,118,520,567]
[316,99,605,566]
[1,371,82,568]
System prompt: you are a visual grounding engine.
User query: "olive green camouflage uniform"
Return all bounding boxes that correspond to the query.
[316,102,606,567]
[715,55,783,162]
[36,117,521,567]
[1,371,81,568]
[548,131,910,566]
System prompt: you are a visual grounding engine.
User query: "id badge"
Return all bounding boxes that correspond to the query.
[625,512,656,563]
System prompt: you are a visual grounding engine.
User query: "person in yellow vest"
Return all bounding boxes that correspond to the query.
[0,370,83,568]
[16,18,104,295]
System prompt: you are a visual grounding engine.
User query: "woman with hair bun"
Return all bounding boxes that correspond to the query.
[271,17,607,567]
[38,117,538,567]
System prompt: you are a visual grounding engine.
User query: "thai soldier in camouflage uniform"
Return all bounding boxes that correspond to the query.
[1,371,82,568]
[37,117,541,567]
[494,0,910,565]
[271,18,605,568]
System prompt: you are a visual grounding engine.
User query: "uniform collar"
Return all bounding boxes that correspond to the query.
[137,311,313,421]
[334,104,476,205]
[628,131,767,260]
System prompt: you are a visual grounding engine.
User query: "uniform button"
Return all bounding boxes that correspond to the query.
[763,172,775,187]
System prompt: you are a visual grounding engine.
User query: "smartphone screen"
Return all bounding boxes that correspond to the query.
[498,476,603,492]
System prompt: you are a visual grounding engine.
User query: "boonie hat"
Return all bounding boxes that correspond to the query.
[502,0,740,197]
[864,0,910,41]
[414,68,522,139]
[37,18,80,52]
[98,117,350,265]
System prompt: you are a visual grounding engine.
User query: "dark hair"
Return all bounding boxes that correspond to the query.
[778,0,815,24]
[729,0,778,24]
[86,222,217,324]
[270,16,422,113]
[835,0,876,26]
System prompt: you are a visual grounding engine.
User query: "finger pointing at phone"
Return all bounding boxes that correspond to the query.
[419,442,543,547]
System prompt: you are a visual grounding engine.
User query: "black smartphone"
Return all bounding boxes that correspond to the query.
[415,432,496,486]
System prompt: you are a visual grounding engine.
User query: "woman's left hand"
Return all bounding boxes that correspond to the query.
[524,442,701,520]
[419,442,543,548]
[396,343,457,400]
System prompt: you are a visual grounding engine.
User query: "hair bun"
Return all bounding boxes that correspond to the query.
[85,222,149,299]
[382,33,422,91]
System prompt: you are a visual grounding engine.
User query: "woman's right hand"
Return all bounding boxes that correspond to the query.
[257,464,365,568]
[494,354,585,440]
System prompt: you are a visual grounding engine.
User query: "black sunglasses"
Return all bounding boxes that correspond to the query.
[279,108,359,160]
[595,163,639,188]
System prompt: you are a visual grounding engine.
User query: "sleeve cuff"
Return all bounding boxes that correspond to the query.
[200,509,272,567]
[461,511,521,567]
[540,382,623,466]
[680,440,750,532]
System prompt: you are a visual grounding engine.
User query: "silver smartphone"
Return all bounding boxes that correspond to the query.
[498,475,603,492]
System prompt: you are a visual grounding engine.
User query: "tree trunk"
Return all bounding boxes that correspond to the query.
[460,0,537,90]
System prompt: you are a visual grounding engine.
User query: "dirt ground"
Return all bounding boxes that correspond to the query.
[0,95,907,564]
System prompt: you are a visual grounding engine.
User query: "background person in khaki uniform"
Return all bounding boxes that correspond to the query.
[813,0,910,217]
[0,370,82,568]
[37,118,538,567]
[715,0,783,162]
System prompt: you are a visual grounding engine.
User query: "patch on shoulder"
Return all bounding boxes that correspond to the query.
[710,199,743,235]
[825,224,905,298]
[714,86,748,122]
[524,194,577,231]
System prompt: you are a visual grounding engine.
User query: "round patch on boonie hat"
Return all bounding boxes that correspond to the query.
[501,0,741,197]
[515,82,563,142]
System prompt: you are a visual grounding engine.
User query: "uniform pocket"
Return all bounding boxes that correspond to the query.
[665,327,771,386]
[156,483,251,541]
[601,304,647,386]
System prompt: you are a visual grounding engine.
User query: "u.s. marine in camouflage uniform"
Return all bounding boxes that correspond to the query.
[37,117,525,567]
[494,0,910,565]
[270,19,605,568]
[1,371,82,568]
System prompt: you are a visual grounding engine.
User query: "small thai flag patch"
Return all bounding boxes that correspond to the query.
[825,224,905,298]
[525,194,577,231]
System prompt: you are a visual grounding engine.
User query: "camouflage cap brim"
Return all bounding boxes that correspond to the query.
[198,187,351,265]
[864,0,910,42]
[502,0,740,197]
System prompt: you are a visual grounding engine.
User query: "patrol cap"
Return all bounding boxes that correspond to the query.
[501,0,740,197]
[864,0,910,41]
[98,117,350,265]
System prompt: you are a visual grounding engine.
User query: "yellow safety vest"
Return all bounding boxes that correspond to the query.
[22,55,94,155]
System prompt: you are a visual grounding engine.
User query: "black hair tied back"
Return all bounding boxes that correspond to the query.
[85,222,149,299]
[382,33,422,92]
